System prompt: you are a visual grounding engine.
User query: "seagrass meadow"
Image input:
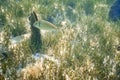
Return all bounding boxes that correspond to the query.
[0,0,120,80]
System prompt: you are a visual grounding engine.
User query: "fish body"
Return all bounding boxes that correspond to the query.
[33,20,58,31]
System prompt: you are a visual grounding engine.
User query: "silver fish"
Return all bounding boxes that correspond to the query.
[33,20,58,31]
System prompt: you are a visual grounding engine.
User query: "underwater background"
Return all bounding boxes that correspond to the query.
[0,0,120,80]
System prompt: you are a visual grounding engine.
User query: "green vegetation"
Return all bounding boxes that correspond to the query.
[0,0,120,80]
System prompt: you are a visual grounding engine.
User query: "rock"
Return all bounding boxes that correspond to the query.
[29,11,42,54]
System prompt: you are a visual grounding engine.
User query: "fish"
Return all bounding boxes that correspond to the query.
[33,20,58,31]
